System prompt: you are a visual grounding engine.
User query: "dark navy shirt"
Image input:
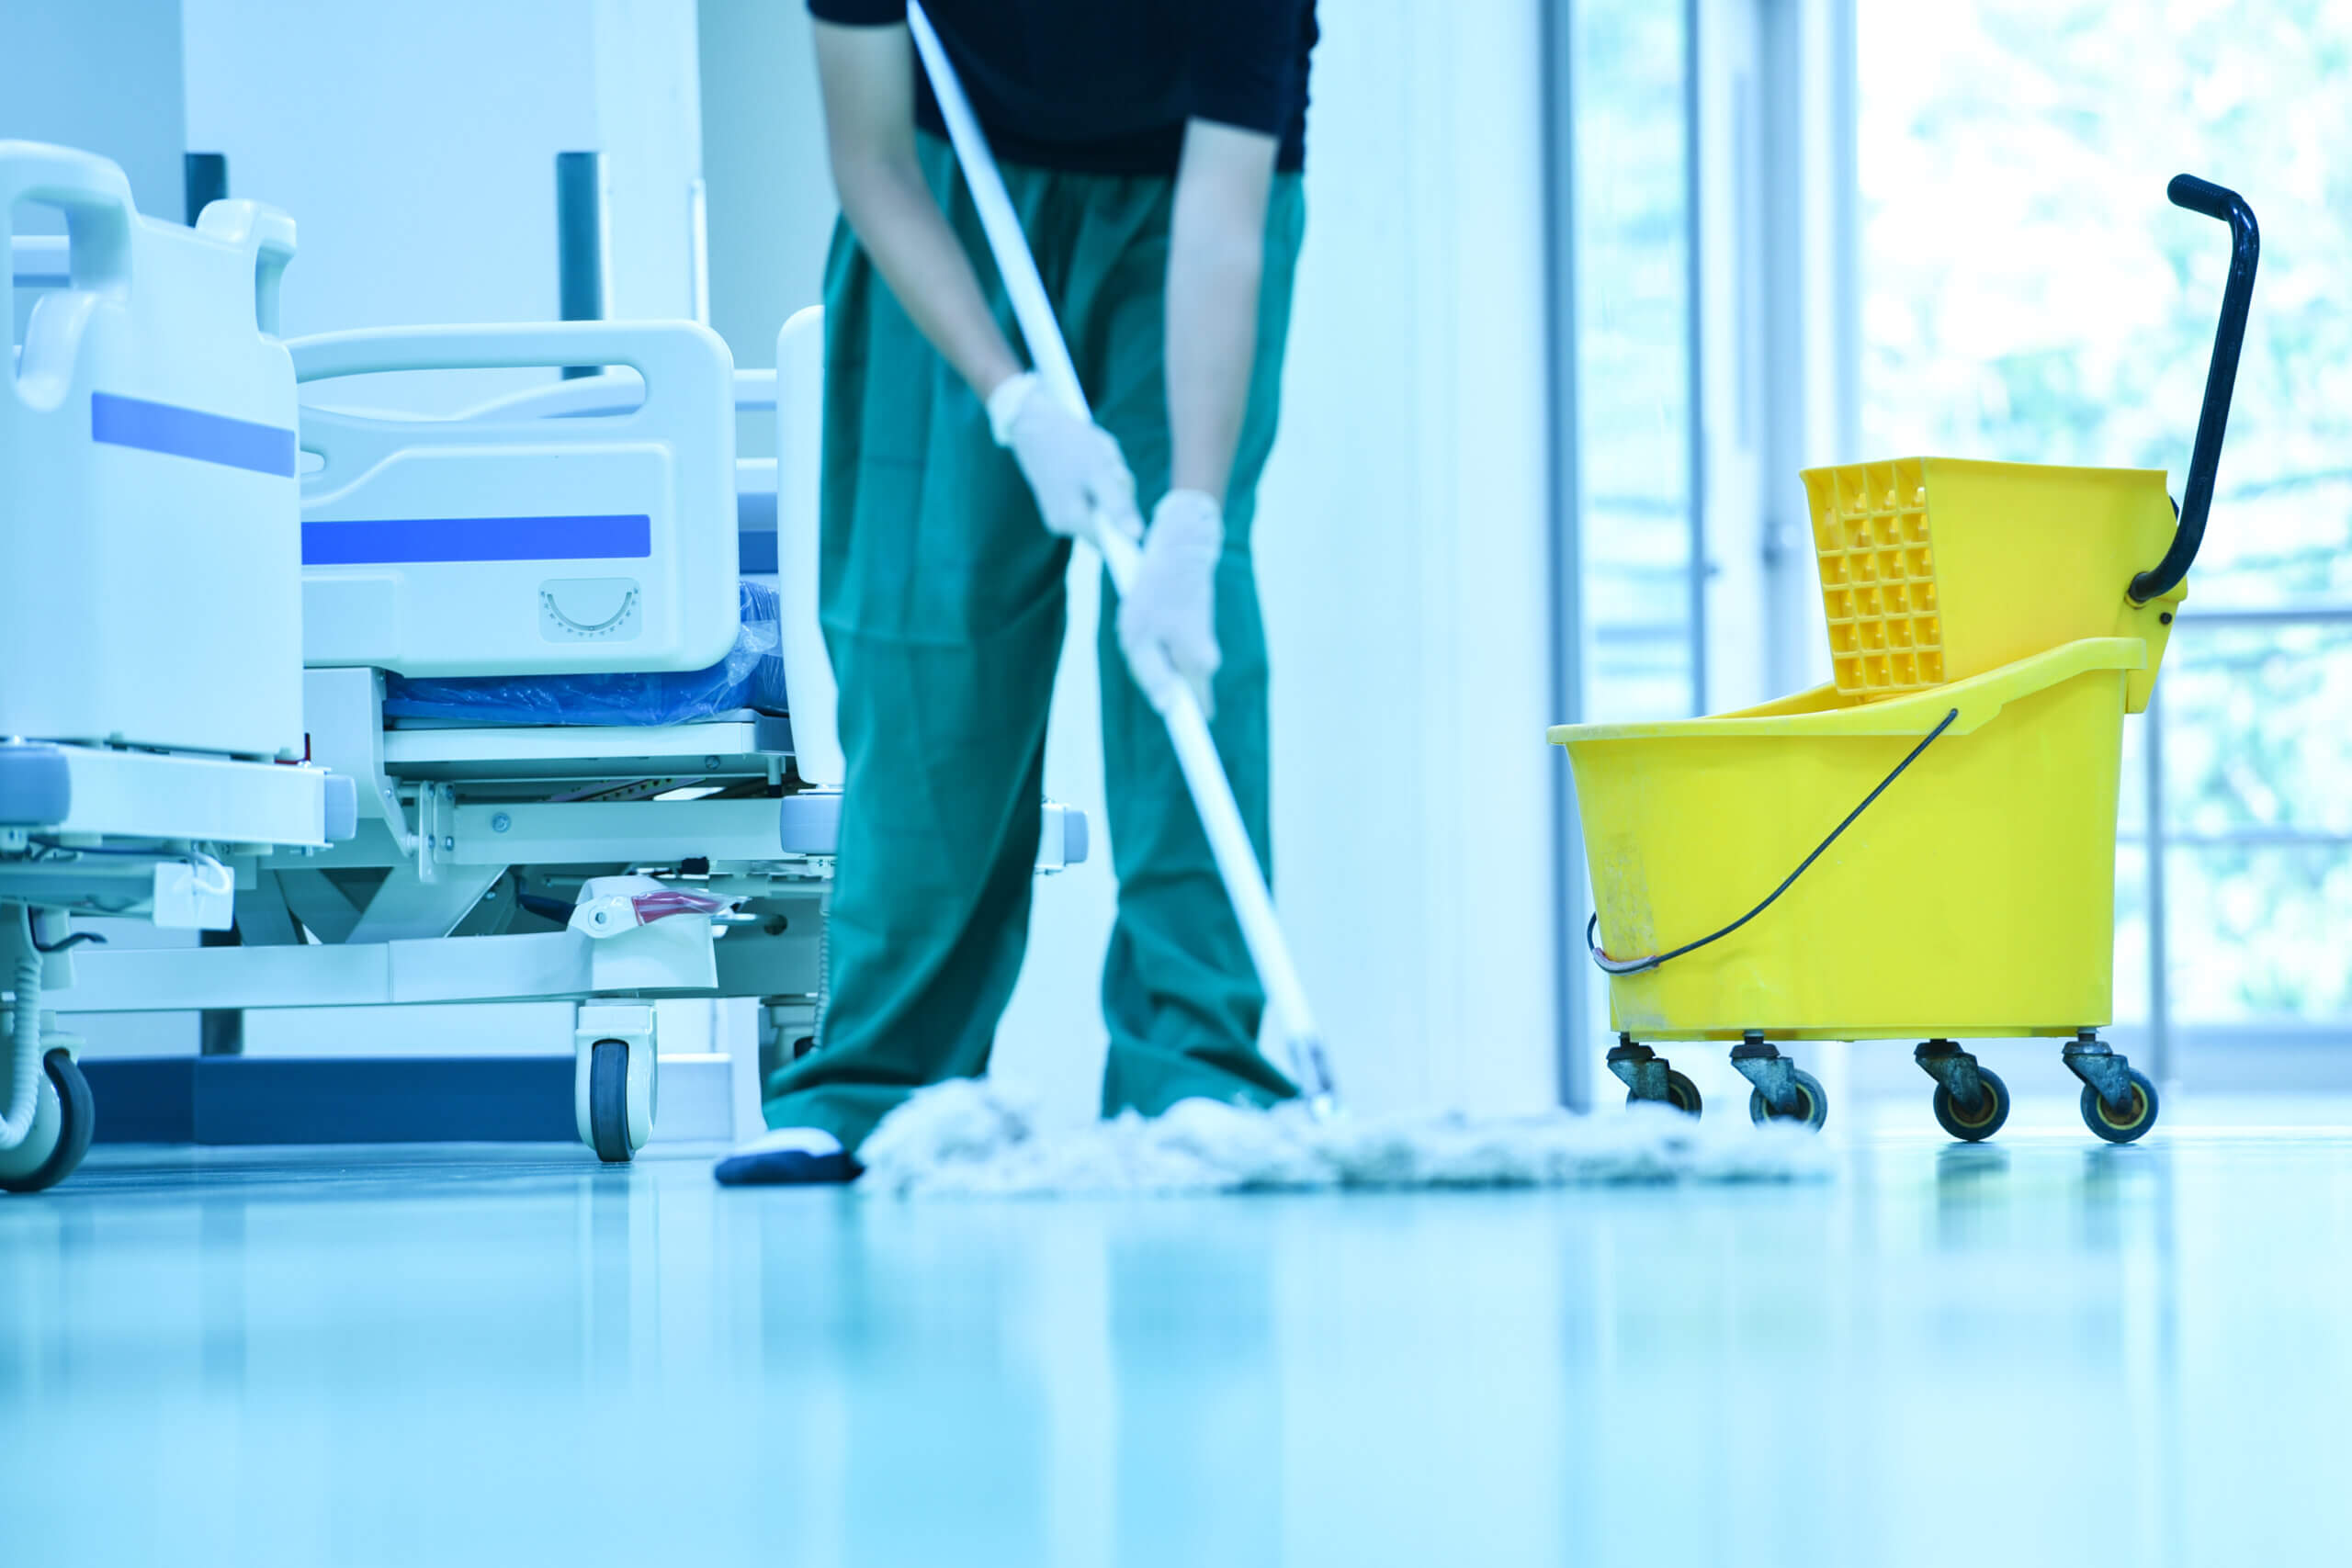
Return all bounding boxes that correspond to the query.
[807,0,1317,175]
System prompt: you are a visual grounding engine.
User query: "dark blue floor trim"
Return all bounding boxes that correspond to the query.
[82,1057,577,1145]
[83,1057,198,1143]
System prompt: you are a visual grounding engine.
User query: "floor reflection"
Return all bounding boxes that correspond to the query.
[0,1105,2346,1564]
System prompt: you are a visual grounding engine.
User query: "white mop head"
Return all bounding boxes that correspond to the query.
[855,1078,1833,1198]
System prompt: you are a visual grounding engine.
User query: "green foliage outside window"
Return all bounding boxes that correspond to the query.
[1863,0,2352,1023]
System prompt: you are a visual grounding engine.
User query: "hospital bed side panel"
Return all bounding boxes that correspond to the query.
[1,145,303,759]
[302,440,682,674]
[294,321,738,680]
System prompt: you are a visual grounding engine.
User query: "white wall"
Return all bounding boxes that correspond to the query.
[0,0,187,225]
[181,0,701,413]
[696,0,835,458]
[1257,0,1560,1114]
[594,0,707,322]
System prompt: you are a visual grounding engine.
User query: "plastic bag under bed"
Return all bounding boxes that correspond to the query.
[382,581,788,727]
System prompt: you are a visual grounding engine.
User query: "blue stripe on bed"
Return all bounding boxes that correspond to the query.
[90,391,299,477]
[301,513,654,565]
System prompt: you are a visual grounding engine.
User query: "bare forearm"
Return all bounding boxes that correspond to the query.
[1165,120,1277,504]
[831,152,1023,398]
[814,19,1021,400]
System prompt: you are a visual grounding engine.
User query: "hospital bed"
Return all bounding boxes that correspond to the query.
[59,308,1088,1164]
[2,143,353,1192]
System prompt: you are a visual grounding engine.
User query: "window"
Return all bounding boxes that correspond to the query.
[1575,0,1699,724]
[1860,0,2352,1043]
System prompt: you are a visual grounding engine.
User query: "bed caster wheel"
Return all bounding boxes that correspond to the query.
[576,1004,658,1164]
[1747,1068,1827,1132]
[2080,1069,2159,1145]
[588,1041,635,1164]
[1933,1067,2010,1142]
[0,1049,97,1194]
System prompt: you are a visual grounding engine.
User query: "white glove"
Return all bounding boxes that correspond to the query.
[989,371,1144,545]
[1118,489,1224,717]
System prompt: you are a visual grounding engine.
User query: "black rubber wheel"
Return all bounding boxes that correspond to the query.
[1748,1067,1828,1132]
[589,1039,634,1165]
[1,1050,97,1194]
[2081,1068,2159,1145]
[1623,1069,1703,1118]
[1668,1069,1702,1117]
[1934,1066,2010,1142]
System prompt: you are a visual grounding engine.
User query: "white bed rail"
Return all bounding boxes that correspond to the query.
[774,307,842,787]
[292,320,738,681]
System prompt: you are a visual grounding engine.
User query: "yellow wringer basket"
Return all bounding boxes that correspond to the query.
[1548,175,2258,1145]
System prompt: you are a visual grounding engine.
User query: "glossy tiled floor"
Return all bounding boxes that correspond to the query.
[5,1095,2350,1566]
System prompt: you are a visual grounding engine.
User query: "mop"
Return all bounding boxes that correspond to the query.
[846,8,1830,1197]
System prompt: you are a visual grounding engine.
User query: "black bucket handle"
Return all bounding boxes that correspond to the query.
[2130,175,2259,604]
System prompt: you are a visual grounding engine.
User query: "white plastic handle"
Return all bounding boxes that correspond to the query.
[0,141,135,296]
[906,5,1336,1109]
[288,320,731,389]
[195,199,299,336]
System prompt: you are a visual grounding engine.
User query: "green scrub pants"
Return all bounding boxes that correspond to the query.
[761,137,1308,1153]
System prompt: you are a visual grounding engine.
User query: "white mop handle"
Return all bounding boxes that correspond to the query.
[906,4,1333,1098]
[1090,532,1322,1053]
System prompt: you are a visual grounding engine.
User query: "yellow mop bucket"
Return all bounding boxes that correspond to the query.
[1550,175,2259,1145]
[1568,637,2143,1042]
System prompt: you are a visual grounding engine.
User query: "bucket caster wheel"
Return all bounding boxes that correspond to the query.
[1608,1039,1702,1118]
[1916,1042,2007,1142]
[1933,1069,2010,1142]
[2081,1069,2159,1145]
[2063,1033,2157,1145]
[1659,1071,1702,1117]
[1747,1069,1826,1131]
[0,1049,97,1194]
[1730,1036,1826,1131]
[1625,1071,1702,1118]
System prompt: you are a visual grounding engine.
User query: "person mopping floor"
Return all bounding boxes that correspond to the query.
[720,0,1320,1185]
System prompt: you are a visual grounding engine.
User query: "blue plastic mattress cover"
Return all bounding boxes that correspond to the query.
[382,581,787,727]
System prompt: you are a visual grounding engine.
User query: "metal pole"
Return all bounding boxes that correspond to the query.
[1544,0,1591,1112]
[1826,0,1862,465]
[183,152,229,226]
[2143,688,2173,1085]
[688,176,712,328]
[1682,0,1710,718]
[556,151,609,378]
